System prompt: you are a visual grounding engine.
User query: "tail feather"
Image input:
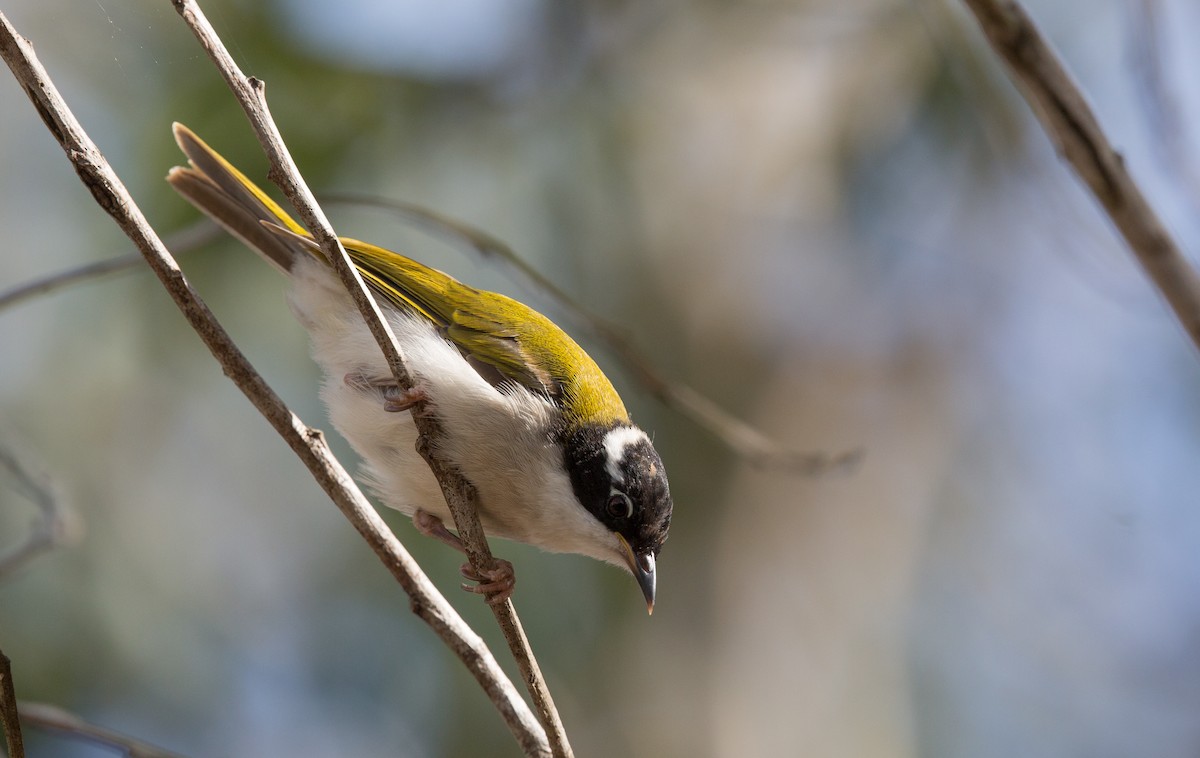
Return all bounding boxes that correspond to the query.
[167,123,310,273]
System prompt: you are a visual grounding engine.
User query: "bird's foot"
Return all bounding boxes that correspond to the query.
[412,509,515,605]
[382,385,427,413]
[460,559,515,605]
[343,372,427,413]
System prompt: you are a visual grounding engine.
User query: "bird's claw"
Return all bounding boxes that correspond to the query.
[460,559,515,605]
[412,510,516,605]
[382,385,427,413]
[343,372,428,413]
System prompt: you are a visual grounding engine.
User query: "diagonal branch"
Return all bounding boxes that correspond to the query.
[959,0,1200,353]
[0,442,81,581]
[0,648,24,758]
[169,1,571,755]
[18,702,185,758]
[0,220,219,313]
[0,11,549,756]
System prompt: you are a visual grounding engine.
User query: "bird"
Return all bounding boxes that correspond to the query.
[167,123,672,613]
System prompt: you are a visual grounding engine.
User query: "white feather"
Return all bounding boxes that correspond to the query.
[287,258,625,567]
[602,426,650,485]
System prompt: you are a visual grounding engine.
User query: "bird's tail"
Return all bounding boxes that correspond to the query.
[167,122,313,273]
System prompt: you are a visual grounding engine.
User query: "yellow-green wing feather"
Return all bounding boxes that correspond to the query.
[343,239,629,429]
[169,123,628,429]
[343,238,452,324]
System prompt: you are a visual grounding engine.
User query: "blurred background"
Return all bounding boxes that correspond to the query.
[3,0,1200,755]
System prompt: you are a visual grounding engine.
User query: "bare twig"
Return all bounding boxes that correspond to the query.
[0,12,549,756]
[18,702,185,758]
[960,0,1200,352]
[168,2,572,755]
[0,648,23,758]
[0,220,220,313]
[325,193,862,474]
[0,442,81,581]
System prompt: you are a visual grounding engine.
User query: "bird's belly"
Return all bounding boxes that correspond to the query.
[323,365,616,561]
[288,259,617,563]
[324,374,571,547]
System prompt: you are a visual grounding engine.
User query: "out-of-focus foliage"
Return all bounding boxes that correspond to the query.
[3,0,1200,756]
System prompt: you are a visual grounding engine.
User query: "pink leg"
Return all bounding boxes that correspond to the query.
[413,508,467,551]
[343,372,427,413]
[382,385,427,413]
[412,509,516,605]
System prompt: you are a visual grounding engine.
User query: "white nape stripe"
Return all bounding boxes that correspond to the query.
[603,426,649,485]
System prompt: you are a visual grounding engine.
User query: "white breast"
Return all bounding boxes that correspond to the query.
[285,258,622,566]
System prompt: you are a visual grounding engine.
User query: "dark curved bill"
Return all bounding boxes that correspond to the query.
[617,534,657,614]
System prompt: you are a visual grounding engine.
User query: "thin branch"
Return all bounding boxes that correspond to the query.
[0,441,81,581]
[325,193,863,474]
[0,220,220,313]
[18,702,185,758]
[959,0,1200,353]
[0,649,24,758]
[168,2,573,755]
[0,12,549,756]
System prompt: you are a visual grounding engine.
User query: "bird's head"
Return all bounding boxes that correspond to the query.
[562,424,673,613]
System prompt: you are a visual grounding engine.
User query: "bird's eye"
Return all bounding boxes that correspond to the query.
[607,492,633,520]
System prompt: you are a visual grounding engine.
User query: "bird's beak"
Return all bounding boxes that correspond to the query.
[617,534,656,615]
